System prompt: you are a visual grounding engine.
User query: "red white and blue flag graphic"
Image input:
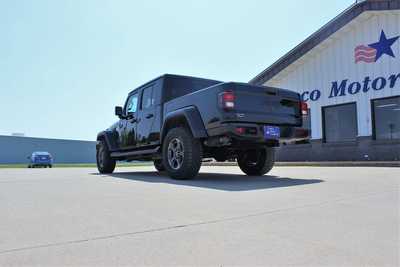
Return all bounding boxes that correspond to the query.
[355,30,399,64]
[354,45,377,63]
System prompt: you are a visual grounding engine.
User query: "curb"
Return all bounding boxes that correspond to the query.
[202,161,400,168]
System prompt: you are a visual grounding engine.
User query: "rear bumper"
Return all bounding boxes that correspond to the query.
[207,123,310,145]
[30,163,52,166]
[31,161,53,166]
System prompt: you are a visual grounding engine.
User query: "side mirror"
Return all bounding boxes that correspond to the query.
[27,156,31,159]
[115,106,123,118]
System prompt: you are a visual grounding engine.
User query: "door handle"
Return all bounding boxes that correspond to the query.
[145,114,154,119]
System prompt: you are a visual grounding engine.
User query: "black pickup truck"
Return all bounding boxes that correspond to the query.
[96,74,309,179]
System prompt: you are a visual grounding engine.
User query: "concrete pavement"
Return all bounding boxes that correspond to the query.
[0,166,399,266]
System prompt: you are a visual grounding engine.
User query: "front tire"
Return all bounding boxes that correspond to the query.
[96,140,116,174]
[162,127,202,180]
[237,148,275,176]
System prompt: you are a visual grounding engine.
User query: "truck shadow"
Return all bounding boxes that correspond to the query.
[95,171,324,191]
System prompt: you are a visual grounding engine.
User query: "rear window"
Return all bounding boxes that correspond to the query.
[163,76,220,102]
[34,152,50,156]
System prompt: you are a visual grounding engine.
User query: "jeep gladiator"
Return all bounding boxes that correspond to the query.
[96,74,309,179]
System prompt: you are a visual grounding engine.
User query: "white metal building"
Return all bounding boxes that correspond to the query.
[251,0,399,161]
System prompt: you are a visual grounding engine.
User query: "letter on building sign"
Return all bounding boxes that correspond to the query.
[362,76,371,92]
[310,90,321,101]
[348,82,361,95]
[389,73,400,88]
[372,77,386,90]
[301,91,309,102]
[329,79,348,98]
[301,90,321,102]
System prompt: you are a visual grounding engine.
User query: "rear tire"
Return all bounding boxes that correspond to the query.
[237,148,275,176]
[153,159,165,172]
[162,127,202,180]
[96,140,116,174]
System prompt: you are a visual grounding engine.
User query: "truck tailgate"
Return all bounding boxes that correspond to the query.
[227,84,302,126]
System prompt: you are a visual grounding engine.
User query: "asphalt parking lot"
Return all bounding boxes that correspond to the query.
[0,166,399,266]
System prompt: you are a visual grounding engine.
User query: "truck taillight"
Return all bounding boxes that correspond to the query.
[219,91,235,110]
[235,127,245,135]
[300,101,308,116]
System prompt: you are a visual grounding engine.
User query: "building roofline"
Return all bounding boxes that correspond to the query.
[249,0,400,85]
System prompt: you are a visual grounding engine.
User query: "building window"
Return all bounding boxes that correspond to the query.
[372,96,400,140]
[323,103,357,142]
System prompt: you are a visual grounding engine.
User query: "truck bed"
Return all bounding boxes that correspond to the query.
[163,82,302,134]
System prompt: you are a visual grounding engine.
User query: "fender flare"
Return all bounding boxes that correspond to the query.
[96,131,116,151]
[161,106,208,141]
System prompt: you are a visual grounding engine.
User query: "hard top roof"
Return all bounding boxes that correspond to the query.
[128,74,222,94]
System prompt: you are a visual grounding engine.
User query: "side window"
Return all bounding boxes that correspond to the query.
[141,86,154,109]
[126,94,138,115]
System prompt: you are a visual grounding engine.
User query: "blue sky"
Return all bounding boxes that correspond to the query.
[0,0,353,141]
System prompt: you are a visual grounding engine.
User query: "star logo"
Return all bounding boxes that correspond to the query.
[355,30,399,64]
[368,30,399,62]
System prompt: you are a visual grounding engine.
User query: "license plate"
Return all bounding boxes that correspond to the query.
[264,126,280,140]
